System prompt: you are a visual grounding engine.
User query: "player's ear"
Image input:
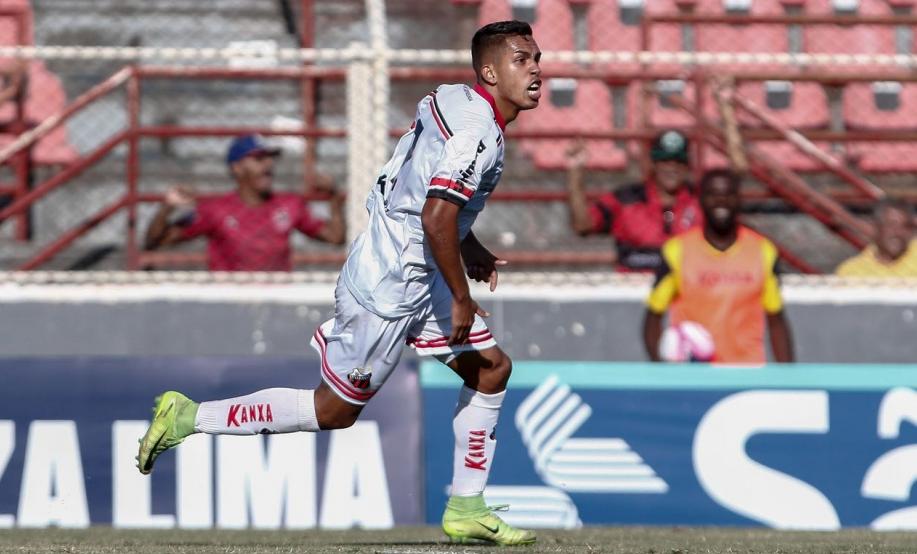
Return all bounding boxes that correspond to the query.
[479,62,497,86]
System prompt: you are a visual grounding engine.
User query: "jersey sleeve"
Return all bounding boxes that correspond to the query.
[761,239,784,314]
[294,202,325,239]
[427,121,497,208]
[179,201,215,240]
[646,238,682,314]
[588,192,619,234]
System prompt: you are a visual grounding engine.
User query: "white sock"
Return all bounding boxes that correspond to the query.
[194,388,320,435]
[451,385,505,497]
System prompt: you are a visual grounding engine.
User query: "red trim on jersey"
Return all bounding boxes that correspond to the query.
[430,177,473,199]
[473,83,507,131]
[314,328,374,402]
[408,330,493,349]
[429,92,452,139]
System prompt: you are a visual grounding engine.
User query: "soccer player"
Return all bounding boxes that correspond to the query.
[642,169,794,365]
[136,21,542,546]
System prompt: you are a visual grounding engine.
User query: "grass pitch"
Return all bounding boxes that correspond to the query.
[1,527,916,554]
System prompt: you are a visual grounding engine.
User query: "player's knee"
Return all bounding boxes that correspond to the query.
[479,350,512,393]
[493,352,513,382]
[314,384,363,430]
[319,410,359,430]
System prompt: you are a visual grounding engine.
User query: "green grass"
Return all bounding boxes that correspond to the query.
[0,527,916,553]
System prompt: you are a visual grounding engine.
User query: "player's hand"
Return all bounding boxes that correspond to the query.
[462,243,507,292]
[164,185,195,209]
[466,257,508,292]
[450,296,489,346]
[565,138,588,170]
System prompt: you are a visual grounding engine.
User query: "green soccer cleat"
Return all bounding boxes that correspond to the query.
[441,494,536,546]
[136,391,198,475]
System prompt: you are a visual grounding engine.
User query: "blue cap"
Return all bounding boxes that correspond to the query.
[226,135,281,165]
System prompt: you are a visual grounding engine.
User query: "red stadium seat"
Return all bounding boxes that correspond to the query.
[843,82,917,130]
[628,80,720,129]
[643,0,687,72]
[804,1,897,56]
[476,0,513,24]
[517,79,627,170]
[588,0,642,70]
[847,142,917,173]
[692,1,791,71]
[752,140,835,172]
[734,81,830,129]
[843,82,917,172]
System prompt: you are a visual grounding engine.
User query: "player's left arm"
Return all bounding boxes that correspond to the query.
[762,240,795,363]
[461,231,507,292]
[423,120,499,345]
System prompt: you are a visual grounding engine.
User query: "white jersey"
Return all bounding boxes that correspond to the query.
[341,83,506,318]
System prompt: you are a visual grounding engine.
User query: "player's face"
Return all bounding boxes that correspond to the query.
[493,35,542,112]
[653,160,688,195]
[876,207,913,260]
[233,152,276,198]
[701,176,739,233]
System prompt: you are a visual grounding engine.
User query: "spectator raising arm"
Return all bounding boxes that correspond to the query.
[309,173,346,245]
[145,185,196,250]
[565,139,594,236]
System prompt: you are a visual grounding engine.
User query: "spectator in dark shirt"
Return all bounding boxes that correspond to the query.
[144,134,345,271]
[566,130,701,272]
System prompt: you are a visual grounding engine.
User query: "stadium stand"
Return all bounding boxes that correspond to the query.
[3,0,917,272]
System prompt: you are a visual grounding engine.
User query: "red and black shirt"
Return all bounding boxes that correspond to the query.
[588,180,701,272]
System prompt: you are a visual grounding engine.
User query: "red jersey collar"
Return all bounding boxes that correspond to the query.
[472,83,507,131]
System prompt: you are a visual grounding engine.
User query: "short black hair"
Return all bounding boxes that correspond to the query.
[699,168,741,195]
[471,20,533,78]
[874,197,913,220]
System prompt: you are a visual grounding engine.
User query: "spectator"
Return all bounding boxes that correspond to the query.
[144,134,345,271]
[565,130,701,272]
[836,198,917,278]
[642,169,794,364]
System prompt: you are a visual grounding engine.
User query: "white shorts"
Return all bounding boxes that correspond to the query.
[309,276,497,405]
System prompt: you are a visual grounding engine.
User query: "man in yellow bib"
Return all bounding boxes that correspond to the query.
[836,198,917,278]
[643,169,795,365]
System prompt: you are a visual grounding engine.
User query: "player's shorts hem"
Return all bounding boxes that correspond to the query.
[407,330,497,357]
[310,327,374,407]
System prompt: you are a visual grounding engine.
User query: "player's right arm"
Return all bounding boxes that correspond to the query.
[144,186,197,249]
[422,198,488,346]
[642,239,682,361]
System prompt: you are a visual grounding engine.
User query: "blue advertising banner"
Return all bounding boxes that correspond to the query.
[0,357,422,528]
[422,362,917,530]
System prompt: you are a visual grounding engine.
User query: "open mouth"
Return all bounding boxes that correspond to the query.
[526,80,542,101]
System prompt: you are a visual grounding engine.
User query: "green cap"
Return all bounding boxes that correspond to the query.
[650,130,689,164]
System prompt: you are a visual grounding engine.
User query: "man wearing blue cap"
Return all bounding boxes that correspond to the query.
[566,130,701,272]
[144,134,346,271]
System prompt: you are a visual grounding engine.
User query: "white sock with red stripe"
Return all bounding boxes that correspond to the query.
[450,385,505,496]
[194,388,320,435]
